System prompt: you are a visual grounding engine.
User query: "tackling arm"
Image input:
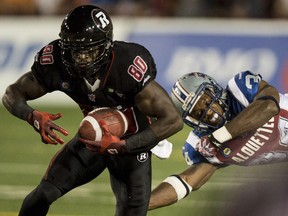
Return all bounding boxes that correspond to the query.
[225,80,280,139]
[149,162,218,210]
[195,80,281,157]
[2,72,46,120]
[2,72,69,144]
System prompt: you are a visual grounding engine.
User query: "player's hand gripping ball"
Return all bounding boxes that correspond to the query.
[78,108,128,152]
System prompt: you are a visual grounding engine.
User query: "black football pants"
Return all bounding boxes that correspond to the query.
[18,136,152,216]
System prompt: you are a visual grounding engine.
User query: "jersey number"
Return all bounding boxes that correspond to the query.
[245,74,260,89]
[40,45,54,65]
[128,56,147,82]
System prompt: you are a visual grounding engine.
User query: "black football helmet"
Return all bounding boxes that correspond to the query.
[59,5,113,78]
[171,72,229,133]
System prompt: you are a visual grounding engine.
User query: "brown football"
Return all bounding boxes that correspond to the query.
[78,107,128,141]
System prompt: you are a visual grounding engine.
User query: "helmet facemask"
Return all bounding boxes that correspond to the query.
[182,82,227,132]
[171,72,229,133]
[60,39,113,78]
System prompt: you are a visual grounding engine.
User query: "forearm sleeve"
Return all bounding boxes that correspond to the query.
[2,93,34,121]
[125,127,159,154]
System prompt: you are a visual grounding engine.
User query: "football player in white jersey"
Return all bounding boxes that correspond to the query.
[149,71,286,210]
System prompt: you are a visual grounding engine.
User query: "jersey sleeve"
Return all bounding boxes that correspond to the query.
[137,44,157,85]
[31,40,65,93]
[123,43,157,95]
[31,49,51,92]
[226,71,262,107]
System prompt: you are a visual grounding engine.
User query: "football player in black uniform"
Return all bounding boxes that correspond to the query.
[2,5,183,216]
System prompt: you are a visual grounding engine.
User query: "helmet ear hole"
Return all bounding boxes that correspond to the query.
[171,72,228,132]
[59,5,113,78]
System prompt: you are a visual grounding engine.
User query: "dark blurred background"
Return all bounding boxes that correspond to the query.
[1,0,288,18]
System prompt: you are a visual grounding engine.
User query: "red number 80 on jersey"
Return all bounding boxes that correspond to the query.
[128,56,148,82]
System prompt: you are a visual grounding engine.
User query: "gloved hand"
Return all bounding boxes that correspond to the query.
[27,110,69,145]
[195,135,221,157]
[79,120,128,154]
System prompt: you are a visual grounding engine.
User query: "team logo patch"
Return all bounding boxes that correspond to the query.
[91,9,111,31]
[115,90,124,98]
[61,81,70,90]
[222,147,232,158]
[88,94,96,102]
[137,152,149,162]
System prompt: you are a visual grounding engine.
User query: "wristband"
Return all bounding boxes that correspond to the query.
[26,110,35,125]
[11,103,34,121]
[212,126,232,143]
[163,175,192,201]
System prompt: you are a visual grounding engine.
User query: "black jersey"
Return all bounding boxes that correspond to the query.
[31,40,157,131]
[32,39,156,107]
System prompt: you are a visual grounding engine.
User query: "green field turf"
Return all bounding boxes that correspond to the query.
[1,105,288,216]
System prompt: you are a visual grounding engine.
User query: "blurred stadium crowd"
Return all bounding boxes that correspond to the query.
[1,0,288,18]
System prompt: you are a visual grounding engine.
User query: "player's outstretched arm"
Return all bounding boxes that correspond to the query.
[2,72,45,120]
[200,79,280,150]
[225,80,280,139]
[2,71,69,145]
[149,163,218,210]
